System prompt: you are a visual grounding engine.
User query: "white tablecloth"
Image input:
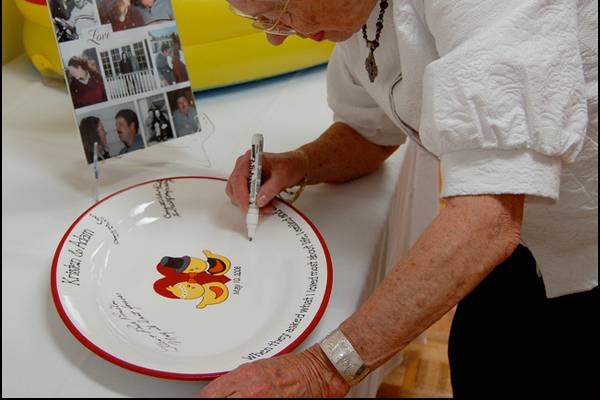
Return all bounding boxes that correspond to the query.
[2,55,438,398]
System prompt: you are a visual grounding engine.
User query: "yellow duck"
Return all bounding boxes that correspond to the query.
[154,250,232,309]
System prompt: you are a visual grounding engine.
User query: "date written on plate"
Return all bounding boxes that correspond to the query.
[233,266,242,295]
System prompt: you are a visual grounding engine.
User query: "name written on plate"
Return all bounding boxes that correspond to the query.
[61,228,95,286]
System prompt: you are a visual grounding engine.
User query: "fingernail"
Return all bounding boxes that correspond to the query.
[257,195,268,207]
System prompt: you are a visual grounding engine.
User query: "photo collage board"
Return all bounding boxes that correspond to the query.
[48,0,201,164]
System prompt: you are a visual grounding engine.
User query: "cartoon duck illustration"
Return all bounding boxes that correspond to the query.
[153,250,231,309]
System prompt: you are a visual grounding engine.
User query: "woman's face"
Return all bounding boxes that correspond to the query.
[92,122,108,155]
[228,0,378,44]
[117,0,130,11]
[68,65,87,81]
[97,122,107,147]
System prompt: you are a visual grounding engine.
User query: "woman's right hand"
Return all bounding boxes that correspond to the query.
[226,150,308,215]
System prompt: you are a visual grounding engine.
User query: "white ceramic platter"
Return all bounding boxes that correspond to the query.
[52,177,332,379]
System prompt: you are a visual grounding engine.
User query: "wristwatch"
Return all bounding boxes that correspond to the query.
[319,329,370,386]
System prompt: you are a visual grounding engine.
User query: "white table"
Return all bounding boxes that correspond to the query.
[2,55,438,398]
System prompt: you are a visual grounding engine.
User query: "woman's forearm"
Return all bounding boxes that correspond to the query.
[298,122,398,185]
[339,194,525,369]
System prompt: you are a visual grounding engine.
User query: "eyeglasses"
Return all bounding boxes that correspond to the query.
[229,0,295,36]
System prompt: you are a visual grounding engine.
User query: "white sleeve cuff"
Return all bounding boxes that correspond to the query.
[441,149,562,200]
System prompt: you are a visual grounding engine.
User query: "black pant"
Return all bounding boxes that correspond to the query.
[448,245,598,397]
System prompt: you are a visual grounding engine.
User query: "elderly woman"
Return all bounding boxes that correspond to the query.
[202,0,598,397]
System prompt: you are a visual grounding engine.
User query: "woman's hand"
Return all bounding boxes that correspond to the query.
[226,151,307,214]
[198,345,350,398]
[225,122,398,215]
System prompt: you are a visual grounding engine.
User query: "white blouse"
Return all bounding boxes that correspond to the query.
[327,0,598,298]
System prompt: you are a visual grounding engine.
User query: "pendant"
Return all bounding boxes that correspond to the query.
[365,51,378,83]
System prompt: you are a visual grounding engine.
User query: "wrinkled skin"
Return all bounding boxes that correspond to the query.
[199,345,350,398]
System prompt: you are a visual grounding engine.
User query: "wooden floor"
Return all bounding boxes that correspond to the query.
[377,309,455,398]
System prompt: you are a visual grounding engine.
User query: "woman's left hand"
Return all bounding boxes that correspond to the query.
[198,345,350,398]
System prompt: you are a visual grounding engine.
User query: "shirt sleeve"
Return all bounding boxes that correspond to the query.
[327,44,406,147]
[420,0,589,200]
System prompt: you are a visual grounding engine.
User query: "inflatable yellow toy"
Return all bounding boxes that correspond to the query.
[14,0,334,91]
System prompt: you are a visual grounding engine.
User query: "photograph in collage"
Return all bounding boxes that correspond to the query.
[63,47,108,109]
[49,0,98,42]
[139,94,174,146]
[47,0,198,164]
[167,88,200,138]
[99,39,158,100]
[148,25,187,87]
[97,0,174,33]
[77,101,146,161]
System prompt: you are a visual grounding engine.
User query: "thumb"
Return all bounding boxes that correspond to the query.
[257,176,285,208]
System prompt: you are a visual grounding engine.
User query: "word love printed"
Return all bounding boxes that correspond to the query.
[87,27,111,45]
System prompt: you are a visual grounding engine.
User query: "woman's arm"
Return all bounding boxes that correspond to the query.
[201,194,525,397]
[298,121,399,185]
[338,194,524,369]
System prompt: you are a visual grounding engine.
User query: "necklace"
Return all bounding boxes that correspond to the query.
[361,0,389,83]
